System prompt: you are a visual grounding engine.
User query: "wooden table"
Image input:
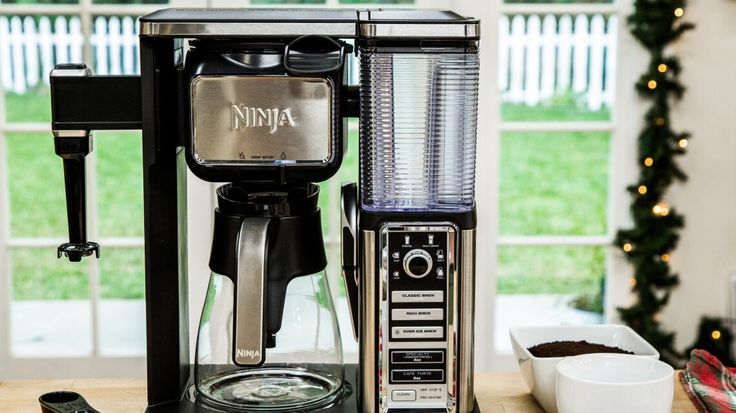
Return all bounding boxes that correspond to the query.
[0,373,695,413]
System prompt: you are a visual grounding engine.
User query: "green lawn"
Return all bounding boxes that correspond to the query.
[4,88,610,300]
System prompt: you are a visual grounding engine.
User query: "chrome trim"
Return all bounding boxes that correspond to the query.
[359,23,480,39]
[140,22,357,38]
[50,66,92,77]
[360,230,376,413]
[53,130,90,138]
[458,229,476,412]
[233,217,269,366]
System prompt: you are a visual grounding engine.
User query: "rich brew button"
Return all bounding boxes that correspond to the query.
[391,350,444,364]
[391,390,416,402]
[391,290,443,303]
[391,369,444,383]
[391,308,443,321]
[391,326,443,339]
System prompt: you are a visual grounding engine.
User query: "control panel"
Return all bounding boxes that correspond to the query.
[380,224,456,411]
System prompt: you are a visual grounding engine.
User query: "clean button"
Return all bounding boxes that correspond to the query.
[391,390,416,401]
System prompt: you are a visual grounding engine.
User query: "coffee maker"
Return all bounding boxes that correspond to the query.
[49,8,480,413]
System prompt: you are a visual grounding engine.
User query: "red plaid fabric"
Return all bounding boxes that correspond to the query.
[680,349,736,413]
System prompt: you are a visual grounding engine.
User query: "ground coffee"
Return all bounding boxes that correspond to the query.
[528,340,634,358]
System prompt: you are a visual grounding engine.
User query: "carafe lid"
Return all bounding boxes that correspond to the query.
[216,183,319,217]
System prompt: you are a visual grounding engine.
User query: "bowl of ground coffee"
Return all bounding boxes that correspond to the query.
[509,325,659,413]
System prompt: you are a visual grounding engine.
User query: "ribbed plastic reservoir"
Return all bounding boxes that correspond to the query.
[359,47,480,212]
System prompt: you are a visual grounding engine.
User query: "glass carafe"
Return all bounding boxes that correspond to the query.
[194,184,344,412]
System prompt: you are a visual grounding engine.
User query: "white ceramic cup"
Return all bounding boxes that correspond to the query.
[556,354,674,413]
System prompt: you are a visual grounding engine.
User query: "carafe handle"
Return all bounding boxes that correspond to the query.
[233,217,271,366]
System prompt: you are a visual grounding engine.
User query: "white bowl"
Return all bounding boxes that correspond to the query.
[556,354,674,413]
[509,325,659,413]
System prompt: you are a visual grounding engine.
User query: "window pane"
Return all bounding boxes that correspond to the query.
[251,0,326,4]
[499,131,610,236]
[99,248,145,356]
[499,14,616,121]
[495,245,605,352]
[2,15,80,122]
[89,16,141,72]
[11,248,92,356]
[6,133,68,237]
[505,0,612,3]
[97,132,144,237]
[340,0,413,3]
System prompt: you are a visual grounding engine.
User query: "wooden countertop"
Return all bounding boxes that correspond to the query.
[0,373,695,413]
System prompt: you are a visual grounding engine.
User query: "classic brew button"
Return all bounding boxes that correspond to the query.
[403,249,432,278]
[391,326,443,339]
[391,308,443,321]
[391,369,444,383]
[391,350,445,364]
[391,290,443,303]
[391,390,416,402]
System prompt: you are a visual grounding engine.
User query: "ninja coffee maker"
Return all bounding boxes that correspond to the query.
[49,8,480,413]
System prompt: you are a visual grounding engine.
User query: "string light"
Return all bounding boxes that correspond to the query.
[654,313,664,322]
[637,185,648,195]
[644,157,654,167]
[674,7,684,17]
[712,330,722,340]
[661,254,670,262]
[678,138,688,148]
[629,277,637,287]
[655,117,666,126]
[647,80,658,89]
[657,63,668,73]
[652,201,670,217]
[623,242,633,252]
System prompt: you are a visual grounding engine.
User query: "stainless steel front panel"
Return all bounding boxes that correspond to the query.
[191,76,333,166]
[379,224,456,413]
[360,230,376,413]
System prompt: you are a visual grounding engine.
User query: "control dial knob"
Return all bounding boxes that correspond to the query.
[403,249,433,278]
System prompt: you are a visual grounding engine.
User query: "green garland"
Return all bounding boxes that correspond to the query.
[614,0,694,365]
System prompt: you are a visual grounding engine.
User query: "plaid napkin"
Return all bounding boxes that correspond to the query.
[680,349,736,413]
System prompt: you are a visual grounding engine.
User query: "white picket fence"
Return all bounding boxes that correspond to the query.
[0,14,617,111]
[0,15,139,94]
[499,14,617,111]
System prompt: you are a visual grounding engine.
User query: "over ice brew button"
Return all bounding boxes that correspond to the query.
[391,290,443,303]
[391,326,443,339]
[391,390,416,401]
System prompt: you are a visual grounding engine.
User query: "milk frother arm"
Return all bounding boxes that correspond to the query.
[49,63,142,262]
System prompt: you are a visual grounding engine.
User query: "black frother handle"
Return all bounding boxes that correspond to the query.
[54,134,99,262]
[39,391,101,413]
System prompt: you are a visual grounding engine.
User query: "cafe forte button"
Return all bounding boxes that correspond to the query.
[392,308,443,321]
[391,326,443,339]
[391,350,444,364]
[391,290,443,303]
[391,369,444,383]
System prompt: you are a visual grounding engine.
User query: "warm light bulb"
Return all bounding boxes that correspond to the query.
[654,313,664,322]
[629,277,637,287]
[661,254,670,262]
[647,80,657,89]
[678,138,688,148]
[644,157,654,167]
[653,201,670,216]
[658,64,668,73]
[623,243,633,252]
[655,118,666,126]
[674,7,684,17]
[637,185,647,195]
[712,330,722,340]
